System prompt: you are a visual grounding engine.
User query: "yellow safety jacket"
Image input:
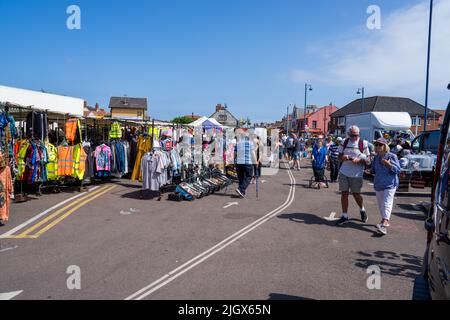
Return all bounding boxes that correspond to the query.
[46,143,59,181]
[147,127,160,140]
[109,122,122,139]
[72,144,87,180]
[17,140,30,180]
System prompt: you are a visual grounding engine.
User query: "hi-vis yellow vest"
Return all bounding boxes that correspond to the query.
[46,143,58,181]
[109,122,122,139]
[73,144,87,180]
[17,140,30,179]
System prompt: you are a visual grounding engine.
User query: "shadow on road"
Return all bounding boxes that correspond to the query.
[121,190,163,200]
[397,203,425,212]
[355,250,422,281]
[277,212,380,235]
[268,293,314,300]
[391,211,426,222]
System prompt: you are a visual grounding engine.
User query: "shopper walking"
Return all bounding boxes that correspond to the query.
[312,139,328,184]
[235,129,257,198]
[277,137,284,169]
[293,137,305,171]
[285,134,295,162]
[371,138,401,235]
[336,126,371,226]
[328,137,342,183]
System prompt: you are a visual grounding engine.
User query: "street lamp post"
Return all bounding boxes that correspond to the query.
[357,87,365,114]
[303,83,313,134]
[424,0,434,132]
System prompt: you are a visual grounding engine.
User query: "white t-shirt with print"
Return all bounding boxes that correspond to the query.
[338,138,370,178]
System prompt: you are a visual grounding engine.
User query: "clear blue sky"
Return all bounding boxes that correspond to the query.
[1,0,448,123]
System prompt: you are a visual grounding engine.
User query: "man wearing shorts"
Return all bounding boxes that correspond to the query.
[336,126,371,226]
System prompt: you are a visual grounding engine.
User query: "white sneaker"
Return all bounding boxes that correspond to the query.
[376,224,388,235]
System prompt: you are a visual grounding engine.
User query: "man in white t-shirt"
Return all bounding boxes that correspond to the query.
[336,126,372,226]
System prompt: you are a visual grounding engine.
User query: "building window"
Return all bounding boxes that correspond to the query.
[337,117,345,126]
[312,121,317,129]
[412,117,421,126]
[219,115,227,122]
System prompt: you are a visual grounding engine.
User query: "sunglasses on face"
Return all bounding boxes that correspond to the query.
[350,134,359,138]
[374,143,383,147]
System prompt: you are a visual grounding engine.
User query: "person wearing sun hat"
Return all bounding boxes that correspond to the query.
[370,137,401,235]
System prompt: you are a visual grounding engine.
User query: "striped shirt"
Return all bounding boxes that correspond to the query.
[235,138,255,165]
[328,143,340,162]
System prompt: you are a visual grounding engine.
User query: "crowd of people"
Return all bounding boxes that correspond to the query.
[278,126,404,236]
[226,126,412,237]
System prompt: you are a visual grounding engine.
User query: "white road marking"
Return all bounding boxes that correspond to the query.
[223,202,239,209]
[261,180,267,184]
[0,290,23,300]
[324,212,339,222]
[125,168,296,300]
[0,186,100,239]
[129,208,141,213]
[120,210,132,216]
[0,245,18,253]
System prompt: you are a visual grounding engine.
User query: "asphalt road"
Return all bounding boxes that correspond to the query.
[0,160,430,300]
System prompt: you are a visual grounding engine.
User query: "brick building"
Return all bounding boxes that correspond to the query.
[297,104,338,135]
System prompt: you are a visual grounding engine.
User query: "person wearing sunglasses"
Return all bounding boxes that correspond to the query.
[336,126,371,226]
[370,138,401,235]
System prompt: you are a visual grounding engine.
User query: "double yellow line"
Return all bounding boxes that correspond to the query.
[10,185,116,239]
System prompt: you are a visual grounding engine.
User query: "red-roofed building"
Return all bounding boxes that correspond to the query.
[297,104,338,135]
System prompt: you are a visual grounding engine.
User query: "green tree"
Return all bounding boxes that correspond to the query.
[172,116,195,124]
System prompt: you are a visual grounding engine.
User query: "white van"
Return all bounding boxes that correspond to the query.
[345,112,414,142]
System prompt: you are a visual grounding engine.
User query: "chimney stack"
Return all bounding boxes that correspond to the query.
[95,103,99,111]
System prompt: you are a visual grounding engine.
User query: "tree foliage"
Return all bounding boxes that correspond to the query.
[172,116,194,124]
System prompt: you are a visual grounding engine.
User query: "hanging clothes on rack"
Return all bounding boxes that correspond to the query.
[94,144,112,178]
[141,150,165,191]
[22,140,48,183]
[0,112,17,160]
[109,122,122,139]
[82,142,95,182]
[131,135,151,181]
[57,145,75,177]
[110,140,126,175]
[73,144,87,180]
[26,111,48,141]
[128,135,138,173]
[147,127,160,140]
[16,139,30,180]
[46,143,59,181]
[65,118,82,145]
[122,140,130,175]
[0,152,13,223]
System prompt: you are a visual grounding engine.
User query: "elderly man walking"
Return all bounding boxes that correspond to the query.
[336,126,372,226]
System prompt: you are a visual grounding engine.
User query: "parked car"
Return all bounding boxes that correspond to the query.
[423,87,450,300]
[412,130,441,155]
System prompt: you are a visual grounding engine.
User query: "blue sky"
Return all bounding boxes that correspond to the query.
[0,0,449,122]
